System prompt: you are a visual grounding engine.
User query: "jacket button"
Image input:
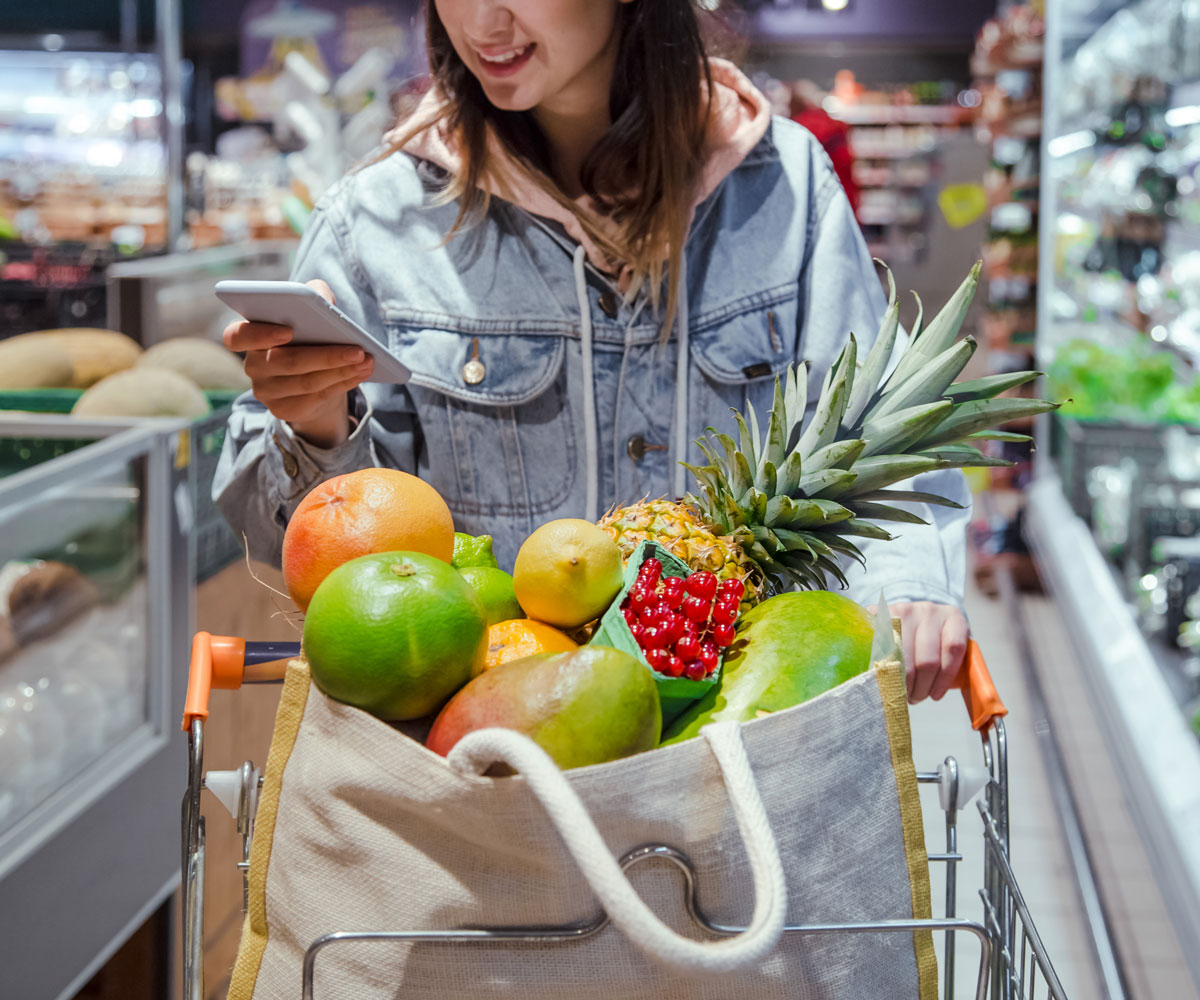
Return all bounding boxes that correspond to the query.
[598,290,619,319]
[626,435,668,463]
[272,433,300,478]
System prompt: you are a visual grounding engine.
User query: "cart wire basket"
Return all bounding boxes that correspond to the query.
[181,633,1069,1000]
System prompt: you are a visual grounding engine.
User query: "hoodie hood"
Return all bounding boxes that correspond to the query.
[384,58,771,275]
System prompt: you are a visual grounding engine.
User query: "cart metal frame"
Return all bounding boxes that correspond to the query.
[181,634,1068,1000]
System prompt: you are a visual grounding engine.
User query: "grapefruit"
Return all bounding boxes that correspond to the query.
[283,468,454,611]
[512,519,623,629]
[484,619,577,671]
[303,551,486,720]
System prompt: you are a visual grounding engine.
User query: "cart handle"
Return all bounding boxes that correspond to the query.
[181,632,298,731]
[950,639,1007,733]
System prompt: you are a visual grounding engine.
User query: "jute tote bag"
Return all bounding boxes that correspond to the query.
[228,659,936,1000]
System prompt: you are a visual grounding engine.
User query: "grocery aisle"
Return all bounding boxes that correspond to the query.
[908,578,1102,999]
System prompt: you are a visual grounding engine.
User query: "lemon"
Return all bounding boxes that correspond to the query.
[458,566,524,626]
[513,519,624,629]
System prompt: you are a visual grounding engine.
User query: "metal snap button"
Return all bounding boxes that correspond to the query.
[462,337,485,385]
[598,290,619,319]
[626,434,668,463]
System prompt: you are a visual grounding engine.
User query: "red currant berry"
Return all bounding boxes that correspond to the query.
[699,648,719,673]
[675,634,701,660]
[699,638,718,659]
[684,571,718,601]
[622,607,638,627]
[712,623,736,647]
[621,596,631,610]
[630,587,654,613]
[660,576,686,608]
[662,655,683,677]
[684,660,707,682]
[639,558,662,583]
[717,578,746,601]
[682,595,710,621]
[642,625,671,649]
[645,648,671,673]
[711,602,738,626]
[631,623,647,645]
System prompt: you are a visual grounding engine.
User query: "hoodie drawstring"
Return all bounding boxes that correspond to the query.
[572,246,600,522]
[673,252,690,500]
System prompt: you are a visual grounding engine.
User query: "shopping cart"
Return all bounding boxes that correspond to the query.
[180,633,1069,1000]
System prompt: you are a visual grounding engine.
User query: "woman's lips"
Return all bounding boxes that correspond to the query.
[475,43,536,78]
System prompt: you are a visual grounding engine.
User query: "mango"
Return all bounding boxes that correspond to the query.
[662,591,873,744]
[426,646,661,769]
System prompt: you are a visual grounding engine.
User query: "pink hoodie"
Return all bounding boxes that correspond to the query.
[383,58,771,276]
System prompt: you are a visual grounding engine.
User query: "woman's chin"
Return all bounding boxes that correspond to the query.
[478,81,541,114]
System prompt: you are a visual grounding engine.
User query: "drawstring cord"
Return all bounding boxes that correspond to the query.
[673,252,690,500]
[572,245,600,523]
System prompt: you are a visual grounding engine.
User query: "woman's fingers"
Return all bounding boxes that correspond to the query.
[908,611,943,704]
[930,614,969,701]
[253,359,374,403]
[223,319,293,353]
[244,344,367,378]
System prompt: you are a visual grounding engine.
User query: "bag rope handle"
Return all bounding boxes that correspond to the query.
[448,720,787,976]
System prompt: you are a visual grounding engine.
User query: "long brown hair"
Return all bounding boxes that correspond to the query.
[391,1,713,328]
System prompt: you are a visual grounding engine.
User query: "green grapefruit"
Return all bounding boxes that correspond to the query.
[303,551,486,720]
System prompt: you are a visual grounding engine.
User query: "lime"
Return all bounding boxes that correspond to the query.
[303,551,486,720]
[452,532,499,569]
[458,566,524,626]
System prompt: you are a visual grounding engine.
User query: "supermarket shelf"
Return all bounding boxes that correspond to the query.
[1025,474,1200,990]
[828,103,967,125]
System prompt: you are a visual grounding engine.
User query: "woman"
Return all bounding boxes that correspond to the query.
[215,0,970,703]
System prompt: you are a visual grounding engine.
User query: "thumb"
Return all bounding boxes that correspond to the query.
[306,278,335,305]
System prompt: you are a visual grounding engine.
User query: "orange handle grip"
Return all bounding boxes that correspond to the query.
[181,632,247,731]
[951,639,1007,732]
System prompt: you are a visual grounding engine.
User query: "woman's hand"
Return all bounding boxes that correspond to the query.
[222,279,375,449]
[888,601,969,704]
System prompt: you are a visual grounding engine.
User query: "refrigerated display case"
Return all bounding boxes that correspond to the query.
[0,416,191,999]
[1032,0,1200,984]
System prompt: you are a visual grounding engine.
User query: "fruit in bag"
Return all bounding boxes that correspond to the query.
[304,551,486,720]
[513,519,623,629]
[452,532,499,569]
[427,646,661,770]
[662,591,873,744]
[458,566,524,626]
[283,468,454,611]
[484,619,577,671]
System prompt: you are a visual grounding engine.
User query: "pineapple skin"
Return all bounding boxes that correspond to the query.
[597,499,764,602]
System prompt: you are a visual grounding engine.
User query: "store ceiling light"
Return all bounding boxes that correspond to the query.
[821,0,850,9]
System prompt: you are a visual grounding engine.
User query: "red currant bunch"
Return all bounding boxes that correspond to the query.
[618,559,743,680]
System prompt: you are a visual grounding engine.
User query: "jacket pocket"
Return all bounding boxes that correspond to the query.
[690,285,798,430]
[384,318,576,519]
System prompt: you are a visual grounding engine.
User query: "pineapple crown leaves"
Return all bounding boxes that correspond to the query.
[682,260,1060,595]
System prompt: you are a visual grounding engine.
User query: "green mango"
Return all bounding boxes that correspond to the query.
[662,591,874,744]
[427,646,661,770]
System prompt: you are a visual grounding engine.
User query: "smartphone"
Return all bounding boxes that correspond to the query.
[214,280,411,385]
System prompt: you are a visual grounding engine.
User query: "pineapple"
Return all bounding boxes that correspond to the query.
[599,262,1057,597]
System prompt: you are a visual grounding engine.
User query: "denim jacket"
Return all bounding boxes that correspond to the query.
[214,117,970,609]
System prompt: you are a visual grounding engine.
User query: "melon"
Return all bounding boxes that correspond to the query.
[0,337,74,389]
[72,368,210,419]
[8,329,142,387]
[136,337,250,391]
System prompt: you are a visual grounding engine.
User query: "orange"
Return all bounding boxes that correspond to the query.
[303,551,487,720]
[282,468,454,611]
[484,619,577,671]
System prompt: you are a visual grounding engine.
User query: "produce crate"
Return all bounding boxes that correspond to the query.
[1050,414,1185,521]
[590,540,721,726]
[0,389,244,582]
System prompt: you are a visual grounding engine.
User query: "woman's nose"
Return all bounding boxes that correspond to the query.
[461,0,514,41]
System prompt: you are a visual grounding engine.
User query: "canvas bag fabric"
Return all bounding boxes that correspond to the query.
[228,660,937,1000]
